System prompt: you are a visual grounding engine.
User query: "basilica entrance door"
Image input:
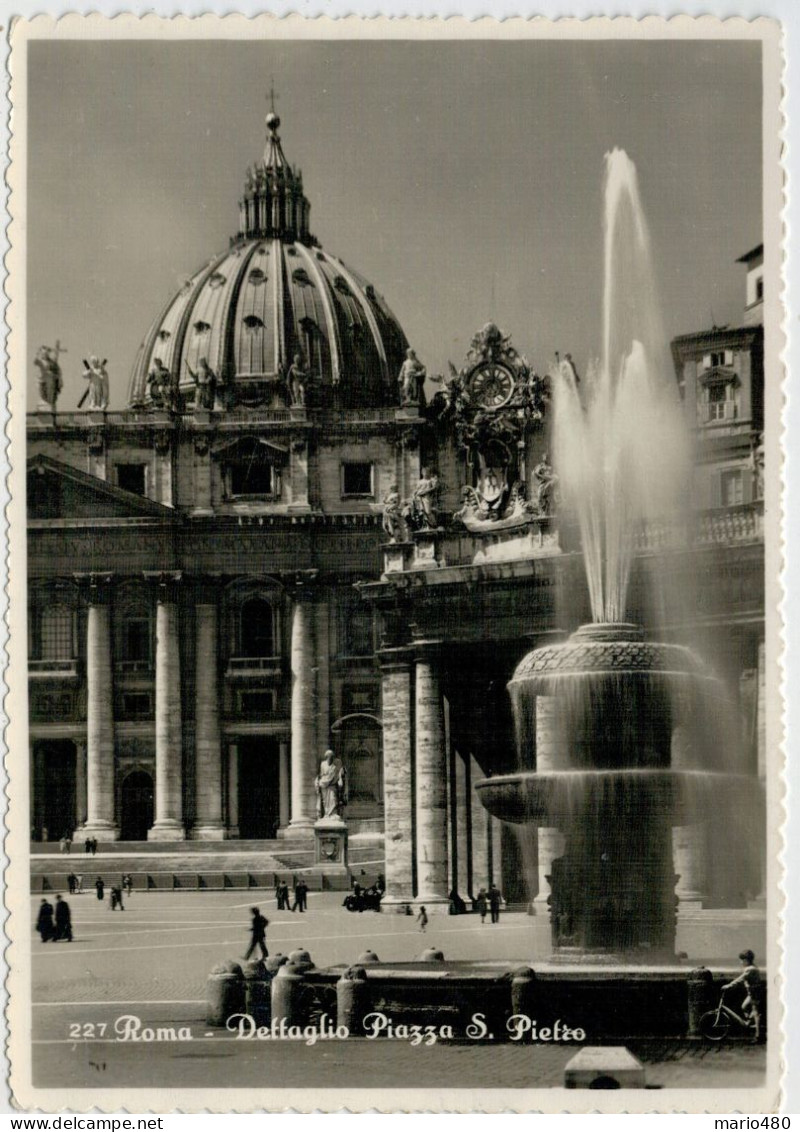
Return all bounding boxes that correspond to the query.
[120,771,154,841]
[238,739,279,840]
[38,740,76,840]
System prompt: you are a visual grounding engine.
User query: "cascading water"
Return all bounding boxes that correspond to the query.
[476,150,753,962]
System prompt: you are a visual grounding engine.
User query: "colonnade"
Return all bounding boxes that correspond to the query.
[72,572,331,842]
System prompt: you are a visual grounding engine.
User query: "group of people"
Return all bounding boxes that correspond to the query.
[275,879,308,913]
[35,895,72,942]
[84,837,99,855]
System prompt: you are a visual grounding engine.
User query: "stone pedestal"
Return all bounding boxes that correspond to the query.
[411,529,443,571]
[314,818,348,874]
[382,541,414,577]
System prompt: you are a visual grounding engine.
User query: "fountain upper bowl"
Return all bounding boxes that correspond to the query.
[475,768,751,826]
[509,621,706,691]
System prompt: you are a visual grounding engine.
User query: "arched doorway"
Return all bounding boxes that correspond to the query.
[120,771,154,841]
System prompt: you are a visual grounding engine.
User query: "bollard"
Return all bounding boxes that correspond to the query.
[288,947,314,971]
[265,953,289,977]
[271,959,310,1026]
[419,947,445,962]
[510,965,536,1018]
[356,949,380,965]
[687,966,714,1037]
[206,960,245,1027]
[337,965,370,1036]
[242,959,271,1026]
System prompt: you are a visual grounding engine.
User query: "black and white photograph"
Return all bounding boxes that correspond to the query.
[6,15,784,1112]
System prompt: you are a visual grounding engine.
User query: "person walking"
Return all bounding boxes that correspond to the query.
[243,907,269,960]
[84,838,92,855]
[35,898,55,942]
[67,872,76,895]
[54,894,72,942]
[476,888,488,924]
[110,886,125,911]
[95,877,105,902]
[488,883,502,924]
[122,874,132,897]
[417,905,428,933]
[75,873,84,894]
[292,879,308,913]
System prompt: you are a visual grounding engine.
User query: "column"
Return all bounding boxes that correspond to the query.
[414,646,449,907]
[193,590,226,839]
[379,650,415,907]
[74,740,87,830]
[671,711,707,908]
[315,599,331,754]
[279,740,290,830]
[470,753,489,891]
[81,575,119,841]
[534,696,564,907]
[227,743,240,838]
[150,574,185,839]
[289,583,317,831]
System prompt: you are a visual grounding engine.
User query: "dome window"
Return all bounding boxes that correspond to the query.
[248,268,267,286]
[208,272,227,289]
[365,284,376,301]
[243,315,265,331]
[292,268,313,287]
[334,275,352,296]
[193,321,212,335]
[257,245,269,255]
[157,330,171,342]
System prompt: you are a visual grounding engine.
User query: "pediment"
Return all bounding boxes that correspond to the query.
[27,455,174,521]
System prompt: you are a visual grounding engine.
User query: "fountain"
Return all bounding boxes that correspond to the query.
[476,150,750,963]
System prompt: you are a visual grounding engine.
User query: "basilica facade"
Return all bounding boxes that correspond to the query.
[27,112,765,913]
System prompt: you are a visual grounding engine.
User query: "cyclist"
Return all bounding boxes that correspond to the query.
[722,949,761,1041]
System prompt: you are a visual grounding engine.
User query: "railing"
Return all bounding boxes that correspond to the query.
[226,656,284,677]
[115,660,153,674]
[28,659,79,677]
[633,502,764,552]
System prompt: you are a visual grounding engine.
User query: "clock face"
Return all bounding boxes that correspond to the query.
[469,363,515,409]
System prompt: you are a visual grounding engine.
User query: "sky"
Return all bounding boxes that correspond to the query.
[26,38,762,410]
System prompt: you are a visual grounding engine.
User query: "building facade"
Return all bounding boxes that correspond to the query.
[28,113,765,916]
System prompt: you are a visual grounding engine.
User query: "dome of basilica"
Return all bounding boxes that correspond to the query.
[127,112,409,412]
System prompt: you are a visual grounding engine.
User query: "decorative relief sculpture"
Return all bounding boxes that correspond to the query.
[34,343,65,411]
[534,453,559,515]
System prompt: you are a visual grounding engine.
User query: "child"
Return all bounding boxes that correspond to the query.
[723,949,761,1041]
[417,905,428,933]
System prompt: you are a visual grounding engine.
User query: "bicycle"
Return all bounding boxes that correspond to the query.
[699,988,760,1042]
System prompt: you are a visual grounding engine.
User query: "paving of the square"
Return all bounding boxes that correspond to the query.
[31,889,766,1092]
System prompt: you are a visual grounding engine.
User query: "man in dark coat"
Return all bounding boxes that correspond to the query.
[243,907,269,960]
[292,880,308,913]
[35,899,54,942]
[54,895,72,942]
[95,877,105,902]
[488,883,502,924]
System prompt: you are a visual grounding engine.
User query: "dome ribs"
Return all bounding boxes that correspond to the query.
[293,243,342,387]
[327,253,390,393]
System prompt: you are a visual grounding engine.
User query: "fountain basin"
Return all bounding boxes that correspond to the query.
[475,769,751,827]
